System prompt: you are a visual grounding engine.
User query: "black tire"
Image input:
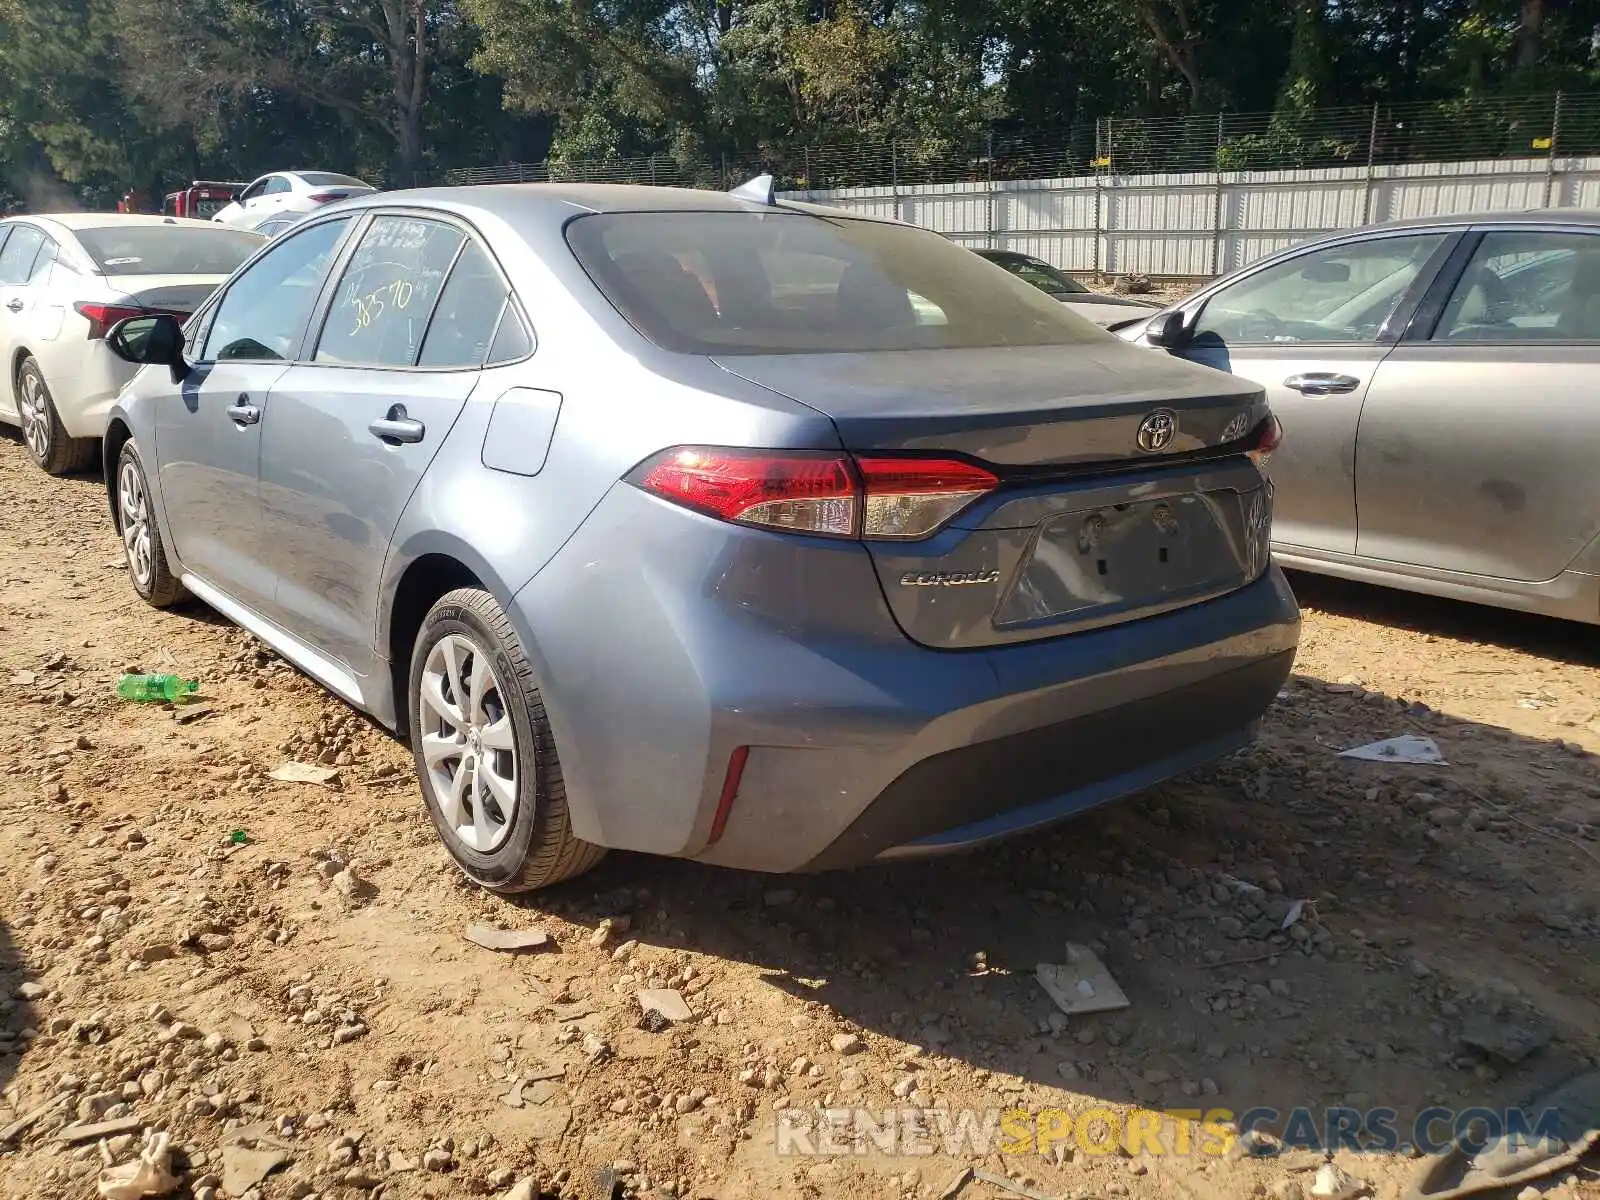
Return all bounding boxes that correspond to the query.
[408,587,605,892]
[115,441,186,608]
[17,357,97,476]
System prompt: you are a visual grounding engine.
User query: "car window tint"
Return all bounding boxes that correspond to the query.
[0,225,46,286]
[997,255,1088,296]
[203,218,352,362]
[262,177,293,196]
[300,173,369,189]
[418,239,508,368]
[240,179,269,201]
[315,216,464,367]
[486,303,533,365]
[76,226,263,276]
[26,238,57,284]
[1193,234,1445,345]
[1434,231,1600,341]
[565,212,1103,355]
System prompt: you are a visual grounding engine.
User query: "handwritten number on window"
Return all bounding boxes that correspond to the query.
[350,278,415,336]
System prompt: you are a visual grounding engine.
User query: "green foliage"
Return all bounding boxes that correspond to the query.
[0,0,1597,207]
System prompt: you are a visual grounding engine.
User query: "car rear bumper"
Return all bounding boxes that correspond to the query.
[512,483,1301,874]
[37,341,136,440]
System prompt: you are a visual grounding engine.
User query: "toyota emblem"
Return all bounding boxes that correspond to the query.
[1136,409,1178,453]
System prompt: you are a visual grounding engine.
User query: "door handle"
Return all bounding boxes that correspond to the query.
[226,395,260,426]
[1284,372,1360,396]
[5,299,22,313]
[369,404,424,445]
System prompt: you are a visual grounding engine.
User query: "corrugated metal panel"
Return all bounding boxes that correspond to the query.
[783,157,1600,277]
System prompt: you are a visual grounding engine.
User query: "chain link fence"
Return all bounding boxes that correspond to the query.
[445,93,1597,192]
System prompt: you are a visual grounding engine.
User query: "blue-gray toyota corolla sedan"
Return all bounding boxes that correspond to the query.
[101,179,1299,893]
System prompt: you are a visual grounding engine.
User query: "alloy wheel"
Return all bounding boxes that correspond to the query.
[18,372,48,462]
[118,459,154,591]
[418,633,520,853]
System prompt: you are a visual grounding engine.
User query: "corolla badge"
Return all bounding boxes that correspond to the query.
[899,569,1001,588]
[1136,408,1178,453]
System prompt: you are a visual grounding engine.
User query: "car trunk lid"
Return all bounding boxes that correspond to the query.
[106,274,230,315]
[715,343,1275,649]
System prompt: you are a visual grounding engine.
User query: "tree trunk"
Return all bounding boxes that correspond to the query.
[380,0,429,186]
[1517,0,1544,71]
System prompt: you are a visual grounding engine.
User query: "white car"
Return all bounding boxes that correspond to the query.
[210,171,376,230]
[0,214,264,473]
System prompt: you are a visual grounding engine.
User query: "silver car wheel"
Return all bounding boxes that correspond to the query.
[418,633,520,853]
[118,458,155,590]
[18,371,48,462]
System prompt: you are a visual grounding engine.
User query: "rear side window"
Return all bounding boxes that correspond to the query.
[316,215,466,367]
[75,226,264,276]
[1433,231,1600,341]
[565,211,1103,355]
[418,240,509,368]
[487,305,533,364]
[0,225,46,286]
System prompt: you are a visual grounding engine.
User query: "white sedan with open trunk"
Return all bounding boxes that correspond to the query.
[0,214,263,473]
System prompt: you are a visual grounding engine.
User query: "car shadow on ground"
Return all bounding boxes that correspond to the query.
[0,918,33,1111]
[1288,570,1600,669]
[533,666,1599,1156]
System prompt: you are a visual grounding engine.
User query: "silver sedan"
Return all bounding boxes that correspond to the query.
[1116,209,1600,624]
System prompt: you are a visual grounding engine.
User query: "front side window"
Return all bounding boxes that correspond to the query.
[262,176,293,196]
[566,211,1104,355]
[1433,231,1600,341]
[203,218,352,362]
[1193,234,1446,345]
[0,225,46,286]
[240,178,271,202]
[315,215,465,367]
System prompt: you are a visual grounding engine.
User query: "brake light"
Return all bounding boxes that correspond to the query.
[1246,415,1284,466]
[307,192,348,204]
[74,303,183,340]
[855,457,999,539]
[634,447,998,540]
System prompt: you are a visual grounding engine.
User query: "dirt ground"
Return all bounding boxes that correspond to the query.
[0,430,1597,1200]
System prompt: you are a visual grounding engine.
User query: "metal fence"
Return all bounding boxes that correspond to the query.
[442,92,1600,278]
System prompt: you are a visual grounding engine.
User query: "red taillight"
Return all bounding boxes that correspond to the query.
[634,447,998,540]
[855,456,999,539]
[1247,415,1284,465]
[74,303,181,340]
[307,192,348,204]
[639,449,858,536]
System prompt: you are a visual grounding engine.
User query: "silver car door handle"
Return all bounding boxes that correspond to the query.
[4,299,22,312]
[226,396,261,426]
[369,410,425,444]
[1283,372,1360,396]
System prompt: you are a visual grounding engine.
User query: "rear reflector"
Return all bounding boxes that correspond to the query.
[74,302,184,340]
[707,745,749,844]
[1247,415,1284,465]
[633,447,998,540]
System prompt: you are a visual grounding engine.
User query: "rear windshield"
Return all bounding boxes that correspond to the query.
[299,173,370,189]
[989,253,1090,296]
[76,226,265,276]
[565,211,1106,355]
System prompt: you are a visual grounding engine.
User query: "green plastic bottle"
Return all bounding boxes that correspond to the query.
[116,674,199,703]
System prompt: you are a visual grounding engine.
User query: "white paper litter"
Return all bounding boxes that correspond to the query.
[1338,735,1446,765]
[1281,899,1306,930]
[1036,943,1130,1016]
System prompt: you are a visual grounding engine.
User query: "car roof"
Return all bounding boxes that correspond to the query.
[1322,207,1600,236]
[326,182,905,227]
[4,213,237,232]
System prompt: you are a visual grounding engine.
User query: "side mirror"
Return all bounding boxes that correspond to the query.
[107,314,189,382]
[230,191,243,204]
[1145,310,1191,350]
